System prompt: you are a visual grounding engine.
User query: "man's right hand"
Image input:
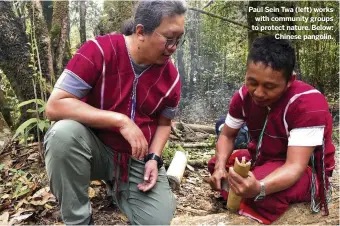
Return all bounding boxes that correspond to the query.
[119,116,148,160]
[209,168,228,191]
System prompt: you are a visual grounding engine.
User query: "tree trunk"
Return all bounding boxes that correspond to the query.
[0,1,40,123]
[31,0,55,85]
[0,111,11,155]
[41,1,53,31]
[176,47,187,98]
[79,1,87,44]
[51,0,70,76]
[0,2,36,102]
[188,10,199,99]
[0,74,12,128]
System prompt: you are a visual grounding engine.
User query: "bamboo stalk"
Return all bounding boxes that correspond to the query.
[226,156,251,212]
[166,151,188,190]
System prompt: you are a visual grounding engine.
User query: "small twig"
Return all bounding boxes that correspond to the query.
[32,79,44,165]
[177,205,208,216]
[171,124,181,139]
[169,143,214,148]
[18,148,36,157]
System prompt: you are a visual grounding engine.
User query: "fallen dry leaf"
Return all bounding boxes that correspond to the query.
[1,194,10,199]
[27,153,39,161]
[88,187,96,198]
[44,203,53,209]
[118,213,128,222]
[32,187,50,198]
[0,211,9,225]
[186,164,195,171]
[12,208,36,217]
[9,213,33,225]
[90,180,102,186]
[15,199,26,210]
[29,187,56,206]
[0,155,12,170]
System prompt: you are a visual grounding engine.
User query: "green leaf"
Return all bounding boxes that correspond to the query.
[45,121,51,129]
[17,99,45,108]
[37,120,46,132]
[13,182,23,198]
[0,164,4,171]
[13,118,39,139]
[14,187,31,199]
[39,105,46,113]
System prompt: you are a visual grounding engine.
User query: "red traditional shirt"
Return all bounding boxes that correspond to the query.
[54,34,181,181]
[225,80,335,214]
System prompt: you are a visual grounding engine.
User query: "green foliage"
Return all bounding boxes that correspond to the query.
[332,128,339,144]
[70,0,102,38]
[0,166,35,201]
[11,2,52,145]
[96,1,136,35]
[162,142,176,165]
[246,1,339,96]
[162,142,189,166]
[13,98,50,144]
[175,1,338,123]
[0,71,20,127]
[175,1,249,122]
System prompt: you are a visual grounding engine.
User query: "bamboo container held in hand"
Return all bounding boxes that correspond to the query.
[226,156,251,212]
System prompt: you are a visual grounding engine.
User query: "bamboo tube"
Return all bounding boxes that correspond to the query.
[226,156,251,212]
[166,151,188,190]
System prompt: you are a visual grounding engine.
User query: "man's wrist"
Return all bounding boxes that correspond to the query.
[255,180,261,196]
[147,159,158,166]
[214,160,228,171]
[144,153,163,169]
[115,113,127,128]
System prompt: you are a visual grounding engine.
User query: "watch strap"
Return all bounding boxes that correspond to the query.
[144,153,163,169]
[254,181,266,201]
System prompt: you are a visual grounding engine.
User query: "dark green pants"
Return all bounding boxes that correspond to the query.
[44,120,176,225]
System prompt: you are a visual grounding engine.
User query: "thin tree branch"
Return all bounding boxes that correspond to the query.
[188,7,268,35]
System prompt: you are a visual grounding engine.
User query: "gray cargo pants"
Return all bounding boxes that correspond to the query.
[44,120,176,225]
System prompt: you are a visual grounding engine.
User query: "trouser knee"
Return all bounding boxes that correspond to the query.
[44,120,90,162]
[132,199,176,225]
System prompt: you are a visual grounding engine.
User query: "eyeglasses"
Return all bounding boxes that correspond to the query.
[154,31,186,49]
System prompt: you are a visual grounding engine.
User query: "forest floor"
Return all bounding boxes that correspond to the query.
[0,123,339,225]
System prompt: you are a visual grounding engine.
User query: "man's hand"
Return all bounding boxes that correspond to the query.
[119,116,148,160]
[209,168,228,191]
[228,167,261,198]
[138,160,158,192]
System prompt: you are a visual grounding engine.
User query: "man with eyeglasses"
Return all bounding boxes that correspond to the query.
[43,1,187,225]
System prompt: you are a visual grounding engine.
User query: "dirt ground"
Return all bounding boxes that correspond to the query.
[88,165,339,225]
[0,143,339,225]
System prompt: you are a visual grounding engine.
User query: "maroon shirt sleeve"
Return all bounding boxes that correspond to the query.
[65,40,104,87]
[228,87,246,120]
[161,72,181,119]
[285,92,329,130]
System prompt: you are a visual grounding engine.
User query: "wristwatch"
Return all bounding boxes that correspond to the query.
[254,181,266,201]
[144,153,163,169]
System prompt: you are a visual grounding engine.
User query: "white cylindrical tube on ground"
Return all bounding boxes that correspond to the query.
[166,151,188,190]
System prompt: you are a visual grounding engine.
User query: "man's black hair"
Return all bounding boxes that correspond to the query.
[247,35,296,81]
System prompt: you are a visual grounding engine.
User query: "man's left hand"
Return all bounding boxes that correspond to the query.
[138,160,158,192]
[228,167,261,198]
